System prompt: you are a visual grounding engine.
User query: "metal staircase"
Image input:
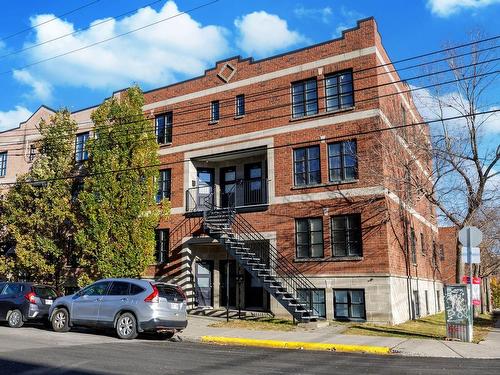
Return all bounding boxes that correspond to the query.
[201,190,322,322]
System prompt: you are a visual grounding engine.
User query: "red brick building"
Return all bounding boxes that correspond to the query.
[0,18,448,323]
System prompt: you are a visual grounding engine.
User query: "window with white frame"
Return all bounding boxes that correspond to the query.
[235,94,245,117]
[211,100,220,122]
[155,112,173,144]
[156,169,171,203]
[75,132,89,162]
[0,152,7,177]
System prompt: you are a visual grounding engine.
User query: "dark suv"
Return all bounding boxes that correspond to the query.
[0,282,59,328]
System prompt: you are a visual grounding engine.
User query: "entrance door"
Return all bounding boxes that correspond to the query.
[197,168,215,210]
[195,260,213,307]
[220,260,237,308]
[244,271,266,310]
[220,166,236,208]
[244,162,264,205]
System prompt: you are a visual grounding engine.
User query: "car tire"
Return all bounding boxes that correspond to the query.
[116,312,138,340]
[7,310,24,328]
[51,308,71,333]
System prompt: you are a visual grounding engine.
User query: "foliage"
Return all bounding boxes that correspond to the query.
[491,277,500,308]
[76,86,166,284]
[0,110,78,287]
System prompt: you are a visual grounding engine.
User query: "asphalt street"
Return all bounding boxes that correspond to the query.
[0,324,499,375]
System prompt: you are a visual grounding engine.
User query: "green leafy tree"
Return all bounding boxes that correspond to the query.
[76,86,167,284]
[0,110,78,288]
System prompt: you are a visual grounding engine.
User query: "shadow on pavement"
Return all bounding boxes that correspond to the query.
[0,358,106,375]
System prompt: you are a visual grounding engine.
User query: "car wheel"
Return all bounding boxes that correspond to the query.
[7,310,24,328]
[51,308,71,332]
[116,312,138,340]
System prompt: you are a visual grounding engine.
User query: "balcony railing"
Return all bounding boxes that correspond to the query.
[186,178,269,212]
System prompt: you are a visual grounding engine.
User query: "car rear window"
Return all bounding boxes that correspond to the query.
[34,286,58,299]
[156,284,185,302]
[1,283,24,295]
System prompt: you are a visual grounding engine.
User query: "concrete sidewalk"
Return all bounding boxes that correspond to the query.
[180,314,500,358]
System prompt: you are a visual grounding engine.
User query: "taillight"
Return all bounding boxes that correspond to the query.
[25,292,36,304]
[176,286,187,300]
[144,283,159,303]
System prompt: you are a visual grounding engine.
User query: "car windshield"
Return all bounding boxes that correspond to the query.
[34,286,58,299]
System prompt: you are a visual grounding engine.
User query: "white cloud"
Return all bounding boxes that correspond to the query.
[19,1,229,91]
[293,6,333,24]
[234,11,306,58]
[333,7,365,37]
[13,69,53,101]
[0,106,32,132]
[427,0,500,17]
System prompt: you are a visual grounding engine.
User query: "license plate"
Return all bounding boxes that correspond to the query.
[170,303,179,310]
[45,299,53,305]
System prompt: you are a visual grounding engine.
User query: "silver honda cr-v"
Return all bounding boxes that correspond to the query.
[48,278,188,339]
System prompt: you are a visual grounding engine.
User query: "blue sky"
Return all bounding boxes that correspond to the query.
[0,0,499,131]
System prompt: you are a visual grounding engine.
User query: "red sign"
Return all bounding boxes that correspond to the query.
[462,276,481,305]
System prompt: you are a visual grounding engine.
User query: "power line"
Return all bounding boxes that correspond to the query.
[0,0,102,43]
[1,108,498,187]
[0,0,166,61]
[0,0,220,76]
[1,56,498,147]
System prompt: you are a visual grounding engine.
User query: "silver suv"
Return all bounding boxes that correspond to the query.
[49,278,187,339]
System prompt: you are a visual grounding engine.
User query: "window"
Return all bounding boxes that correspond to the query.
[439,244,445,261]
[334,289,365,320]
[82,282,110,296]
[425,290,430,315]
[331,214,362,257]
[328,140,357,182]
[29,144,36,162]
[156,169,171,203]
[211,100,220,122]
[295,218,324,259]
[401,104,408,140]
[293,146,320,186]
[75,132,89,162]
[108,282,130,296]
[292,79,318,118]
[325,71,354,111]
[404,169,413,204]
[412,290,420,318]
[437,290,441,311]
[0,152,7,177]
[297,289,326,318]
[130,284,145,295]
[235,94,245,116]
[420,233,426,254]
[155,112,173,144]
[1,283,24,296]
[155,228,169,264]
[410,228,417,264]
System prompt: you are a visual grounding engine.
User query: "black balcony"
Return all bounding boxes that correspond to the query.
[186,178,269,212]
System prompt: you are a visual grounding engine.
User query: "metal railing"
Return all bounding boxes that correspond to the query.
[186,178,269,212]
[202,185,322,319]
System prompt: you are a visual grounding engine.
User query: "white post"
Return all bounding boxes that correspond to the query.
[467,228,473,342]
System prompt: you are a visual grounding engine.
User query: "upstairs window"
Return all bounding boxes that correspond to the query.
[292,79,318,118]
[0,152,7,177]
[420,233,426,254]
[28,144,36,162]
[155,228,169,264]
[295,218,324,259]
[211,100,220,122]
[410,228,417,264]
[75,132,89,162]
[156,169,171,203]
[293,146,321,186]
[325,71,353,111]
[155,112,172,144]
[331,214,362,257]
[235,94,245,117]
[328,140,357,182]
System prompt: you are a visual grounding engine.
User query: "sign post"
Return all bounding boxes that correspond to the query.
[458,226,482,343]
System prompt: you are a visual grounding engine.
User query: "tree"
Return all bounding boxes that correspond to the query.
[0,110,78,288]
[388,32,499,282]
[76,86,167,285]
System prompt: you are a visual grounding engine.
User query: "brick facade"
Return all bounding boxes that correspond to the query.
[0,18,448,323]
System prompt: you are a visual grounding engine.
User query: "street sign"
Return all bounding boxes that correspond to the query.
[461,247,481,264]
[458,226,483,247]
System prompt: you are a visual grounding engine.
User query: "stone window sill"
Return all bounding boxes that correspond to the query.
[209,120,219,125]
[289,106,355,122]
[291,179,359,190]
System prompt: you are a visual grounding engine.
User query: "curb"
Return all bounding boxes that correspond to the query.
[200,336,392,355]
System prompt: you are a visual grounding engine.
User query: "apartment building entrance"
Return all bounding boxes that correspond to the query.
[195,260,213,307]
